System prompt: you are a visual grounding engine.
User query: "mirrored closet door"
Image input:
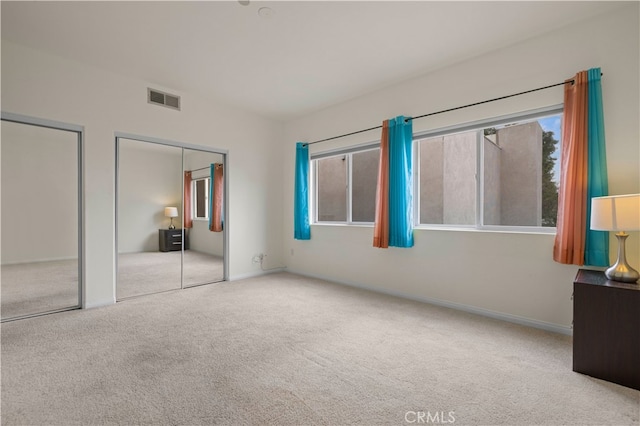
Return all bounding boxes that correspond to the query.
[116,136,226,300]
[182,149,225,287]
[116,138,183,299]
[1,116,82,321]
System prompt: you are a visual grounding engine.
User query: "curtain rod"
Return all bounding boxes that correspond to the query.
[188,164,223,173]
[189,166,209,173]
[303,74,602,147]
[188,166,217,174]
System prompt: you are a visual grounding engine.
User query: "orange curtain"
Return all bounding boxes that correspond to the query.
[184,171,193,229]
[210,163,224,232]
[373,120,390,248]
[553,72,588,264]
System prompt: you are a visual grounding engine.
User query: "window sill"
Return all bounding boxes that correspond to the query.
[311,222,556,236]
[312,222,373,228]
[414,225,556,236]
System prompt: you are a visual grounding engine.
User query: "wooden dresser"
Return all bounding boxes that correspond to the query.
[159,229,188,252]
[573,269,640,390]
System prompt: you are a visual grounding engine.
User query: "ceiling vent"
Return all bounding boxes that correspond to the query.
[148,88,180,111]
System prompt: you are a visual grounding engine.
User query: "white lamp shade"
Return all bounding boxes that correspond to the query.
[164,207,179,218]
[590,194,640,231]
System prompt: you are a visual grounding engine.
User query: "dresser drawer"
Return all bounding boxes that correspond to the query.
[165,230,182,239]
[158,229,188,252]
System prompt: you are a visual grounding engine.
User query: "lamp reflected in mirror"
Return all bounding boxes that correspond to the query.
[164,206,178,229]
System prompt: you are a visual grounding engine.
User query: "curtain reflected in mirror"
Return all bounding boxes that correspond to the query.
[182,149,225,287]
[1,119,80,320]
[117,138,183,299]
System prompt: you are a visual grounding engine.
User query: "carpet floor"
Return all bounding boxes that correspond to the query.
[1,251,223,319]
[1,272,638,425]
[1,258,79,319]
[117,251,224,299]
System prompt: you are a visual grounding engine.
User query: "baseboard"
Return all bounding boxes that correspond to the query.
[84,299,115,310]
[1,256,78,266]
[229,267,286,282]
[287,269,573,336]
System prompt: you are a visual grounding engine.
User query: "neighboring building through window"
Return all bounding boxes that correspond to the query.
[419,131,477,225]
[416,108,561,230]
[316,155,347,222]
[313,147,380,224]
[351,149,379,222]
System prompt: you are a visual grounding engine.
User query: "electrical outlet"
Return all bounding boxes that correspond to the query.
[252,253,264,264]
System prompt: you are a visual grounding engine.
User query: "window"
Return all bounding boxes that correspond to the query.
[192,177,209,220]
[311,107,561,232]
[313,147,380,223]
[416,107,562,230]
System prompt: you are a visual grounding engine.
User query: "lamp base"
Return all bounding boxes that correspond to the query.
[605,233,639,283]
[605,264,639,283]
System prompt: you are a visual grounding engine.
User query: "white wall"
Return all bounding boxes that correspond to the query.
[282,4,640,332]
[1,39,284,308]
[117,139,182,253]
[1,121,78,264]
[188,221,223,256]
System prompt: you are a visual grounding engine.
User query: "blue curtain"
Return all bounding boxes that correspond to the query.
[294,142,311,240]
[388,116,414,247]
[584,68,609,266]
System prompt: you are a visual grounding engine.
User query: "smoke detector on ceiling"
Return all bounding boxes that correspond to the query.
[258,7,274,18]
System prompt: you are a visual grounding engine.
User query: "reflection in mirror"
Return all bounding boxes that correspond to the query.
[182,149,225,287]
[116,138,183,299]
[1,120,80,320]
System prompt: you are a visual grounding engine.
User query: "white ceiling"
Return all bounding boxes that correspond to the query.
[1,1,625,121]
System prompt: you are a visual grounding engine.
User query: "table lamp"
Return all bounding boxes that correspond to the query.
[590,194,640,283]
[164,207,179,229]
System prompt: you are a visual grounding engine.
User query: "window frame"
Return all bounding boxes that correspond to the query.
[413,104,563,234]
[311,142,380,225]
[309,104,563,234]
[191,176,210,221]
